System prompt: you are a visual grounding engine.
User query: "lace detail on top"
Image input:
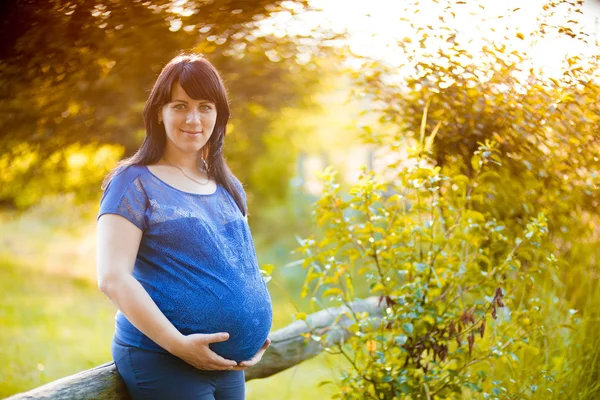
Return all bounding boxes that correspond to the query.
[97,165,272,363]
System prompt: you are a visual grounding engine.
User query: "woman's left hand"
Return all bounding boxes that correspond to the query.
[231,338,271,371]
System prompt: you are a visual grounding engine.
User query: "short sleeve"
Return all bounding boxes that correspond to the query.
[97,167,148,231]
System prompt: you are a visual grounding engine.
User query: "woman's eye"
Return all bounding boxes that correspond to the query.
[172,103,212,111]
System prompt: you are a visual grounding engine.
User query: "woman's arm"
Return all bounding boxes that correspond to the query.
[96,214,237,371]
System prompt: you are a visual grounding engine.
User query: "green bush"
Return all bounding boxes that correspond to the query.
[294,138,572,398]
[292,1,599,398]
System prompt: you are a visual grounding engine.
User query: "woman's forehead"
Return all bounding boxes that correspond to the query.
[170,82,192,99]
[170,81,214,103]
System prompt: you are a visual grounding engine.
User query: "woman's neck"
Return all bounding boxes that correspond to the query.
[162,147,202,172]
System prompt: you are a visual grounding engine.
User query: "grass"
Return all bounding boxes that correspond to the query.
[0,257,115,397]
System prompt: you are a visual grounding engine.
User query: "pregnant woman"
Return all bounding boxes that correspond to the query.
[96,53,273,399]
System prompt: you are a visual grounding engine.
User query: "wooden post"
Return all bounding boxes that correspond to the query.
[7,296,385,399]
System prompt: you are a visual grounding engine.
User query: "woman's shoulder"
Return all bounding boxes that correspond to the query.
[111,164,147,182]
[99,164,149,229]
[104,164,149,194]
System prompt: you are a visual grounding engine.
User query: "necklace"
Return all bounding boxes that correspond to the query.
[162,159,209,185]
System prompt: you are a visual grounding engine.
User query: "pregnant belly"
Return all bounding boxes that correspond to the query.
[206,298,273,363]
[160,277,273,363]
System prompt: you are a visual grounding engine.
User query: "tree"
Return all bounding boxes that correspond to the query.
[352,0,599,308]
[0,0,341,207]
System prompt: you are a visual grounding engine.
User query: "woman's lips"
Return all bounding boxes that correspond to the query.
[181,129,203,135]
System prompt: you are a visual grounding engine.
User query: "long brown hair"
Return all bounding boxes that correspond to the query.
[101,53,246,216]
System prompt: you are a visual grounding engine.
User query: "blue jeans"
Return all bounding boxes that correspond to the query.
[112,338,245,400]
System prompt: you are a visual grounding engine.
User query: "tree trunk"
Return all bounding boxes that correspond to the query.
[7,296,385,399]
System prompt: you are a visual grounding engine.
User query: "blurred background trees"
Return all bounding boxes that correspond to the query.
[0,0,340,208]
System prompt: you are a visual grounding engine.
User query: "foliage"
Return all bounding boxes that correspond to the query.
[0,143,124,208]
[0,0,342,208]
[295,140,567,399]
[293,0,599,398]
[245,67,362,208]
[352,0,599,240]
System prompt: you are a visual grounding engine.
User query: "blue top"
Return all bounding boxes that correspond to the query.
[97,164,273,363]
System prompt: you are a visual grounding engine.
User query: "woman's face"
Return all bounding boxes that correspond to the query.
[159,81,217,156]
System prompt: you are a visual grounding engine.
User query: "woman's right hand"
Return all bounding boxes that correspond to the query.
[170,332,238,371]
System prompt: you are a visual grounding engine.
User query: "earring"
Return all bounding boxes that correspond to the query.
[201,157,210,172]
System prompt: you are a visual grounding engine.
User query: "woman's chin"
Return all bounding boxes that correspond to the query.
[174,143,206,154]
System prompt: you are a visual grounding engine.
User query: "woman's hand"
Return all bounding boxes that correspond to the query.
[170,332,238,371]
[231,338,271,371]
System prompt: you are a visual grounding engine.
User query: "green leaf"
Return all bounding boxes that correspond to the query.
[530,384,537,393]
[370,283,386,293]
[414,263,428,273]
[400,383,413,394]
[395,335,408,345]
[402,323,414,335]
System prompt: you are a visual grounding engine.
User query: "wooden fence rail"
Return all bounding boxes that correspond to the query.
[7,296,385,399]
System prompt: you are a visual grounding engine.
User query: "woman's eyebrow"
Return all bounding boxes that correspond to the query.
[170,99,214,104]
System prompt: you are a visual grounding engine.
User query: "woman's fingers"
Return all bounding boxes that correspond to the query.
[239,354,258,367]
[238,338,272,367]
[197,337,273,370]
[212,353,237,364]
[204,332,230,343]
[204,361,237,371]
[238,349,266,367]
[188,351,236,371]
[210,354,237,367]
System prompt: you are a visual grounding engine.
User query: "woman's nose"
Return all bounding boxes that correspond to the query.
[186,108,201,124]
